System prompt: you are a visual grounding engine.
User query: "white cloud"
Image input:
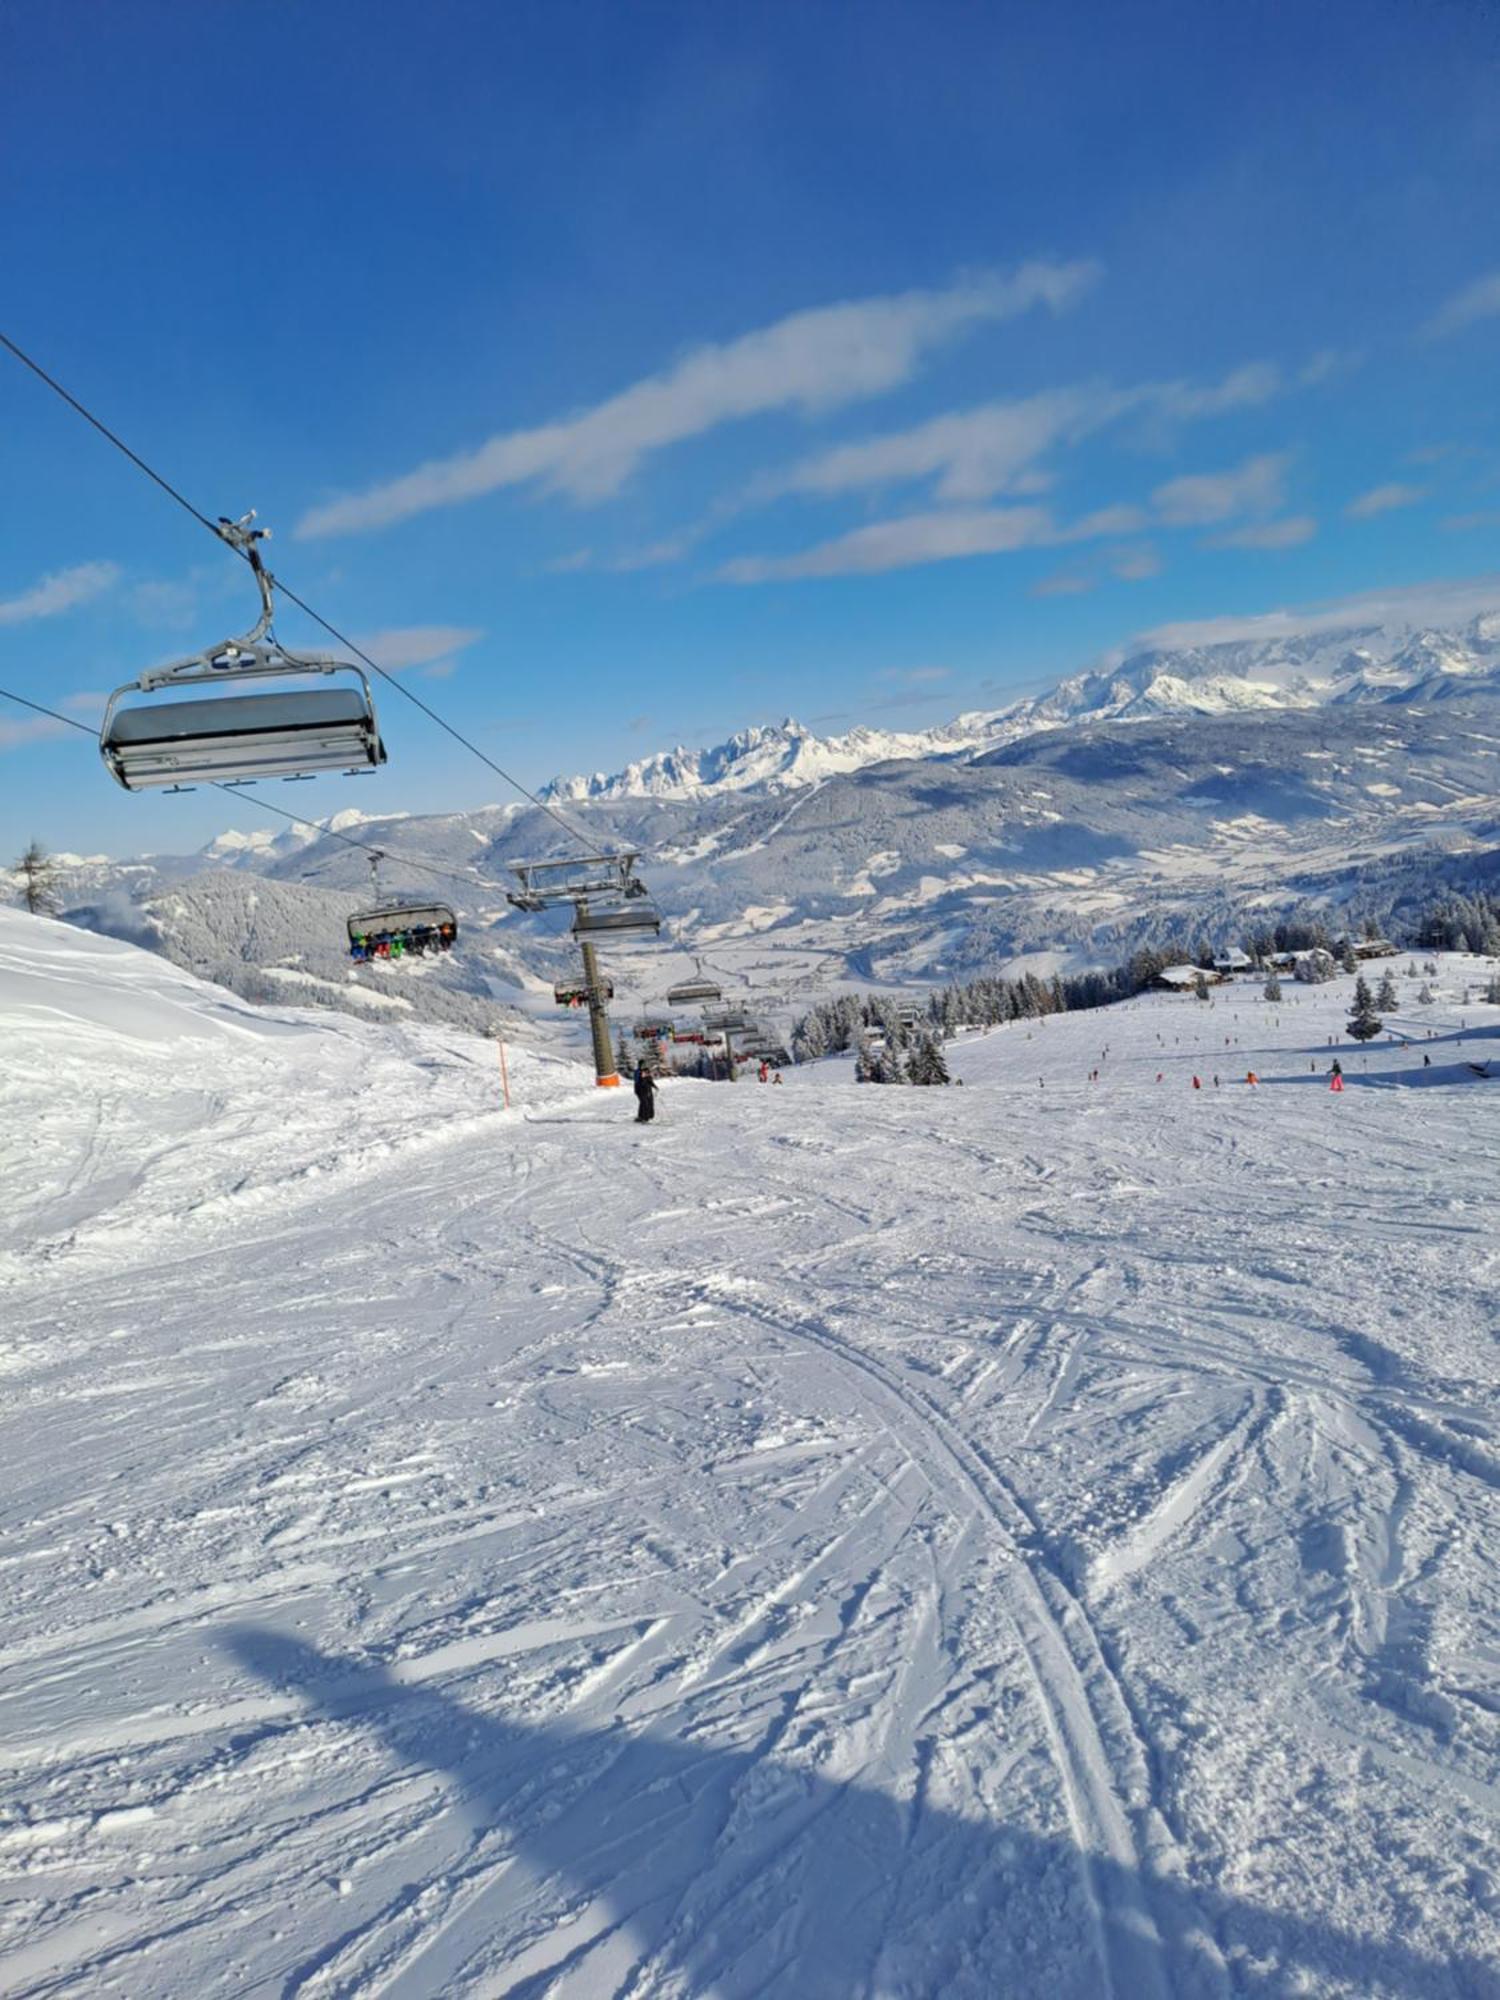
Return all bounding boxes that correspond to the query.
[349,625,483,671]
[1208,515,1318,550]
[0,561,120,627]
[1152,452,1290,527]
[1132,573,1500,651]
[1422,272,1500,339]
[720,506,1057,581]
[555,530,708,574]
[877,665,953,686]
[719,459,1292,583]
[1061,503,1151,540]
[1032,572,1096,598]
[1346,482,1426,520]
[1441,509,1500,532]
[297,261,1099,538]
[0,714,72,752]
[762,387,1107,505]
[1112,545,1162,580]
[759,363,1285,509]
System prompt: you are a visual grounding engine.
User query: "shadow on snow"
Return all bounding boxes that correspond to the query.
[227,1625,1492,2000]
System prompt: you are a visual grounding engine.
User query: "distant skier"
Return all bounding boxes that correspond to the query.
[1330,1072,1344,1093]
[1330,1058,1343,1079]
[1192,1075,1201,1090]
[1246,1070,1259,1085]
[758,1060,769,1083]
[1423,1053,1431,1068]
[633,1061,657,1124]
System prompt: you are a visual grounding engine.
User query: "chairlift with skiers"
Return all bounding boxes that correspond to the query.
[348,904,457,961]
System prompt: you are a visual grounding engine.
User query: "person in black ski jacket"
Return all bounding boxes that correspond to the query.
[633,1061,657,1124]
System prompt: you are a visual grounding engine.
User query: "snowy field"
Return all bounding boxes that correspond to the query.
[0,909,1496,1998]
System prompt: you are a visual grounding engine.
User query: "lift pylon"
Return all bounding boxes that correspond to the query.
[507,851,660,1088]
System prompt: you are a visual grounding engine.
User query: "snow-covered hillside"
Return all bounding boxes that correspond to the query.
[2,908,1496,1996]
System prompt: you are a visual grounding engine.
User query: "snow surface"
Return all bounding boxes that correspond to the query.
[1,910,1497,1998]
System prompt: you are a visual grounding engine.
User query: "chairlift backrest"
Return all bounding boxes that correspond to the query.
[347,902,458,943]
[666,979,722,1005]
[102,683,384,790]
[572,901,661,937]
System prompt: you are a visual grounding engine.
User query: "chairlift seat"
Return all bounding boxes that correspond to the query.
[666,979,722,1005]
[102,687,385,790]
[572,902,661,937]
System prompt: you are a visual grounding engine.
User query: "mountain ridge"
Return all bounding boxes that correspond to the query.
[537,611,1500,804]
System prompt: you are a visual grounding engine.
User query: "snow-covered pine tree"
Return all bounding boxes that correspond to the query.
[1375,970,1398,1011]
[792,1013,828,1063]
[1485,974,1500,1004]
[1346,975,1384,1042]
[1193,970,1212,1001]
[914,1032,951,1084]
[1418,982,1434,1005]
[1263,971,1283,1003]
[14,840,58,916]
[854,1033,878,1083]
[1341,943,1360,975]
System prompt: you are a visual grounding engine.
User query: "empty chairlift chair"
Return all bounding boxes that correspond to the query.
[572,900,661,938]
[666,977,722,1006]
[99,515,385,792]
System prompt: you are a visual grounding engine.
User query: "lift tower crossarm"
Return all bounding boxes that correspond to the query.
[505,851,646,912]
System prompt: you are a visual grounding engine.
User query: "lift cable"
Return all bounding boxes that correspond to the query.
[0,328,598,854]
[0,682,520,899]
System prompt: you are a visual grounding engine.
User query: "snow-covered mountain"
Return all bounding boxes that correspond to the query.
[541,612,1500,803]
[540,715,994,802]
[31,612,1500,1044]
[1008,611,1500,733]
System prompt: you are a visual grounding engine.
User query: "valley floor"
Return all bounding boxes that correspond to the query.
[0,916,1496,1998]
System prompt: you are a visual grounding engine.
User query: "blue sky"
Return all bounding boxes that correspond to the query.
[2,0,1499,854]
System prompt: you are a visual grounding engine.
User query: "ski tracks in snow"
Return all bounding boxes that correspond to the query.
[2,973,1498,1996]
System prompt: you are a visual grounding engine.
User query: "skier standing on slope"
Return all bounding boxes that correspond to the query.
[633,1061,657,1125]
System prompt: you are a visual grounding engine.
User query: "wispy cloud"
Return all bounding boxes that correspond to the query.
[0,560,120,628]
[1032,571,1095,598]
[1152,452,1289,526]
[1422,272,1500,340]
[757,362,1286,510]
[349,625,484,672]
[1207,515,1318,550]
[553,530,708,574]
[721,453,1290,582]
[1112,545,1162,579]
[0,714,73,752]
[1441,509,1500,532]
[61,690,109,719]
[1132,573,1500,651]
[1346,482,1426,519]
[720,506,1057,581]
[877,665,952,687]
[297,262,1099,538]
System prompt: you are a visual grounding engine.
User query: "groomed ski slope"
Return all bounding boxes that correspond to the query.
[0,909,1496,1999]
